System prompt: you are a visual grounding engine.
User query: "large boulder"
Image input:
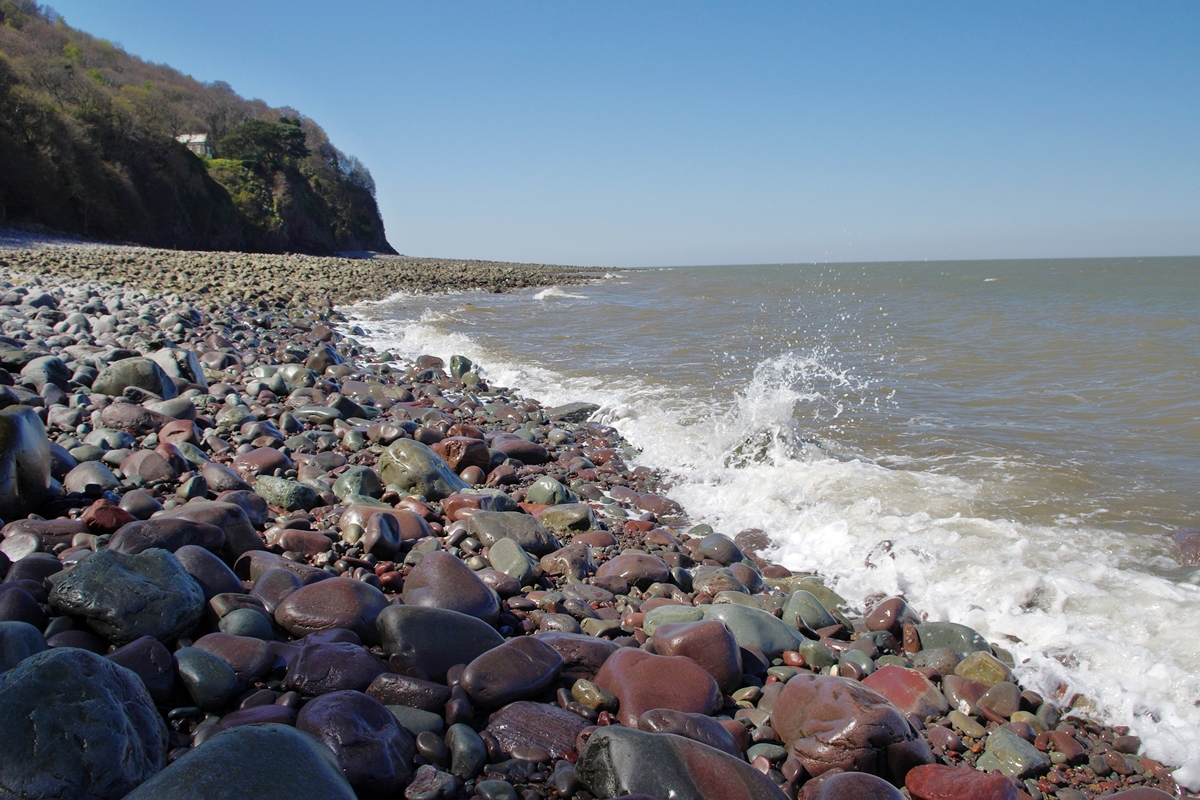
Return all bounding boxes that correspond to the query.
[48,548,205,645]
[0,405,51,520]
[593,647,720,727]
[577,726,787,800]
[121,723,356,800]
[158,499,265,559]
[296,690,416,799]
[107,518,226,555]
[460,636,563,708]
[771,673,933,785]
[401,550,500,624]
[0,620,46,673]
[0,648,167,800]
[377,438,468,500]
[274,577,388,643]
[467,511,561,556]
[377,605,503,682]
[92,357,177,399]
[150,347,208,389]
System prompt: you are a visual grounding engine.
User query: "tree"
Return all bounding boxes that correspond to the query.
[217,118,308,171]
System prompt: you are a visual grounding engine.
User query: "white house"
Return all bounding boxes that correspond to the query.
[176,133,213,158]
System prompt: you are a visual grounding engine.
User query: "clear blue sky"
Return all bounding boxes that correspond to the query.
[47,2,1200,266]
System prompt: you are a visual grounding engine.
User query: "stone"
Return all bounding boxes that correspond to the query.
[538,503,598,533]
[460,635,563,708]
[296,690,416,799]
[174,646,240,710]
[159,499,264,559]
[121,449,179,483]
[80,498,138,534]
[218,607,274,639]
[484,700,591,761]
[539,542,597,580]
[48,548,205,645]
[572,678,619,711]
[862,666,949,720]
[904,764,1018,799]
[978,681,1021,721]
[954,651,1012,687]
[491,436,551,465]
[637,708,742,758]
[866,596,921,637]
[63,460,121,493]
[367,672,452,712]
[593,647,720,727]
[546,402,599,423]
[488,537,539,586]
[108,517,225,554]
[534,631,621,680]
[283,642,388,696]
[0,405,51,520]
[577,726,788,800]
[783,589,838,631]
[803,771,906,799]
[387,705,445,736]
[121,723,356,800]
[192,632,277,684]
[333,465,384,501]
[254,474,319,510]
[119,488,164,519]
[652,618,743,694]
[915,622,990,656]
[981,727,1050,779]
[274,576,387,643]
[0,620,46,673]
[377,605,504,682]
[702,603,803,659]
[771,673,932,783]
[404,764,459,800]
[642,604,705,635]
[430,436,491,473]
[0,648,167,800]
[467,511,561,555]
[174,544,241,600]
[232,446,293,479]
[201,461,251,492]
[526,475,576,505]
[100,402,171,435]
[149,347,207,388]
[378,438,469,500]
[445,722,488,780]
[106,635,175,704]
[0,585,45,628]
[92,357,177,399]
[402,550,500,624]
[595,552,671,589]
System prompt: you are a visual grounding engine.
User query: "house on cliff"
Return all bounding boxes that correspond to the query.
[176,133,214,158]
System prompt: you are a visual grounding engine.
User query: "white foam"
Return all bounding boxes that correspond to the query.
[532,286,588,301]
[344,304,1200,789]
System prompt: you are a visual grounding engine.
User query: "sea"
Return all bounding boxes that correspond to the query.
[346,257,1200,787]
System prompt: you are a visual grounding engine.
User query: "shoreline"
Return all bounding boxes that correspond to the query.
[0,246,1188,799]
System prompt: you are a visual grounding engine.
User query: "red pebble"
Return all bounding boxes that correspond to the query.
[80,499,137,535]
[905,764,1018,800]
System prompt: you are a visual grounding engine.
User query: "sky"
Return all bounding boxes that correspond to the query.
[46,2,1200,267]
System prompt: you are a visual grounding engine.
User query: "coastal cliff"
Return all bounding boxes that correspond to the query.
[0,1,393,255]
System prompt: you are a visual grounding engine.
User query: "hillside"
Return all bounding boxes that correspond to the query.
[0,0,394,254]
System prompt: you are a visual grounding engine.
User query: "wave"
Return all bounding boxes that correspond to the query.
[343,301,1200,789]
[532,286,587,301]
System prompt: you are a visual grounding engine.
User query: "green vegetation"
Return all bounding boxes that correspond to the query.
[0,1,393,254]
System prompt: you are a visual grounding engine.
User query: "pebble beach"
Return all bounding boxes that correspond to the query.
[0,236,1189,800]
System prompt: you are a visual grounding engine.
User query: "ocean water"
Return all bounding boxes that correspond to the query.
[345,258,1200,787]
